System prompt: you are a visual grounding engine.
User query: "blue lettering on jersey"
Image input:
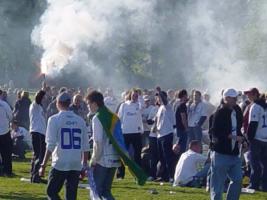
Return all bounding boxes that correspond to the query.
[61,128,81,149]
[126,112,137,116]
[65,121,78,126]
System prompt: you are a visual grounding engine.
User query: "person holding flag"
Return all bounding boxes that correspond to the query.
[86,90,147,200]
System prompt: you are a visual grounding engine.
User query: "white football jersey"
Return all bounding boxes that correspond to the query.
[118,100,144,134]
[249,103,267,142]
[46,110,90,171]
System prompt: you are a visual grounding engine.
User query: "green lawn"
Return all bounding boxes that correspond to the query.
[0,154,267,200]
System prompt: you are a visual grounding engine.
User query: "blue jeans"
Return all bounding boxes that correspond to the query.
[177,129,187,153]
[47,168,80,200]
[249,139,267,191]
[93,164,116,200]
[188,126,202,144]
[210,151,242,200]
[182,163,210,188]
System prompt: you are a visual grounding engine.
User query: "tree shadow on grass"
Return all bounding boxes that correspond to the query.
[113,185,207,196]
[12,157,32,163]
[0,193,46,200]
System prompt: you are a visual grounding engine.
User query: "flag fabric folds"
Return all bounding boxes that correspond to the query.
[96,106,148,186]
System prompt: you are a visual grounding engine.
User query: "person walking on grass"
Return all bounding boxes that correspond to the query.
[86,90,147,199]
[209,88,244,200]
[29,90,47,183]
[39,92,89,200]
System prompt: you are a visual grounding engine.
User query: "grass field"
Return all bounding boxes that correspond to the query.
[1,153,267,200]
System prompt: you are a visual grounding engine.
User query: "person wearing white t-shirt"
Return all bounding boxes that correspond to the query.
[39,92,89,200]
[117,89,143,178]
[154,91,175,182]
[29,90,47,183]
[142,95,154,147]
[104,88,118,113]
[87,90,120,200]
[173,140,208,187]
[187,90,207,144]
[0,89,13,176]
[146,101,159,180]
[247,92,267,191]
[10,120,29,159]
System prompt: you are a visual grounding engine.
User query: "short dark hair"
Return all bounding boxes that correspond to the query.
[0,89,2,96]
[189,140,201,149]
[59,100,71,108]
[194,90,201,96]
[178,89,187,99]
[35,90,46,105]
[86,90,104,107]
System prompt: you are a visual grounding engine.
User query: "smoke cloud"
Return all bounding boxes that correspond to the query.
[1,0,267,100]
[33,0,267,97]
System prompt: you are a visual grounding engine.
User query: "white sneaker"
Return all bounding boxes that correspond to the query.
[147,176,154,181]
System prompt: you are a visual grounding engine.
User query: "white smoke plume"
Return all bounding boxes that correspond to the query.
[184,1,265,100]
[32,0,267,100]
[32,0,154,75]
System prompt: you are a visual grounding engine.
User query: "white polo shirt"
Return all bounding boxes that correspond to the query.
[118,100,144,134]
[249,103,267,142]
[46,111,90,171]
[173,149,206,186]
[0,99,12,135]
[188,101,207,127]
[29,102,46,135]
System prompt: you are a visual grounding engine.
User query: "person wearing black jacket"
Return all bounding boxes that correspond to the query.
[247,92,267,191]
[13,91,31,130]
[209,88,244,200]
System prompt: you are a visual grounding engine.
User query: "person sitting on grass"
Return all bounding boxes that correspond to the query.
[10,120,29,159]
[173,140,210,187]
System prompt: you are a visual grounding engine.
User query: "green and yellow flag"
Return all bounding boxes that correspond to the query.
[96,106,148,186]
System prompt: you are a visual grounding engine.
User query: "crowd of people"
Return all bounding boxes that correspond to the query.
[0,82,267,200]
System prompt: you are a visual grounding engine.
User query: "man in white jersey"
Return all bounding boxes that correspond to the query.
[187,90,207,144]
[247,91,267,191]
[117,89,144,178]
[39,92,89,200]
[104,88,118,113]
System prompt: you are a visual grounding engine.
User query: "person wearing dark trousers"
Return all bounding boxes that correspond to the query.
[154,91,176,182]
[117,89,144,178]
[246,89,267,191]
[39,92,89,200]
[29,90,47,183]
[175,89,189,154]
[117,133,142,178]
[148,134,158,180]
[10,120,27,159]
[146,104,159,181]
[0,89,13,176]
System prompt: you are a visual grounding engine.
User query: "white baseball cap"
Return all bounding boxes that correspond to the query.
[223,88,238,98]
